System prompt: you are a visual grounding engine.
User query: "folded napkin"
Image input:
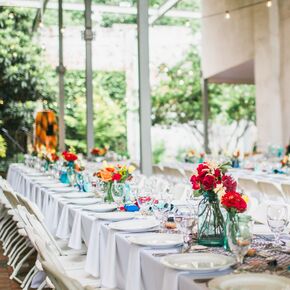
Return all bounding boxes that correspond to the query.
[68,210,83,250]
[85,219,106,277]
[101,229,118,288]
[125,244,144,290]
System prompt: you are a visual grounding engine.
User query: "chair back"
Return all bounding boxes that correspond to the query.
[257,181,286,202]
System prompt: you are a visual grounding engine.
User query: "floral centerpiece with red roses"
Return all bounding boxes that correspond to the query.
[190,161,238,246]
[94,162,135,202]
[91,146,108,157]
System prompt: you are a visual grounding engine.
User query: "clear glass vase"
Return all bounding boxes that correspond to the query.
[104,182,114,203]
[197,191,225,246]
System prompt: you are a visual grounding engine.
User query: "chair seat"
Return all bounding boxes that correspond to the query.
[59,254,87,270]
[65,269,100,287]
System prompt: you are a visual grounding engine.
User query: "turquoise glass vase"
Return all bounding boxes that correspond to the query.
[197,191,225,247]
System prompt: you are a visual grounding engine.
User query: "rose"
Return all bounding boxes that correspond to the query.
[202,174,216,191]
[112,173,122,181]
[196,163,209,180]
[100,169,113,182]
[221,191,247,213]
[62,151,78,162]
[222,175,237,192]
[91,148,100,155]
[51,153,59,162]
[190,175,200,190]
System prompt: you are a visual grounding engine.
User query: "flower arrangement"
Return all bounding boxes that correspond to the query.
[95,162,135,183]
[95,162,135,202]
[62,151,78,162]
[185,149,205,164]
[221,191,247,214]
[91,146,108,156]
[281,155,290,168]
[190,161,236,195]
[190,161,240,247]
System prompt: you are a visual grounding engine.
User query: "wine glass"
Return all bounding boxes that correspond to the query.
[267,204,288,247]
[227,215,252,264]
[174,205,197,249]
[67,168,76,187]
[112,182,126,208]
[133,185,153,214]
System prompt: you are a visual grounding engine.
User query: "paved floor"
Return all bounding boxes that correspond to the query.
[0,246,22,290]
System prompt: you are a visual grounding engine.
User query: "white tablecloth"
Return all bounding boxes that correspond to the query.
[7,163,232,290]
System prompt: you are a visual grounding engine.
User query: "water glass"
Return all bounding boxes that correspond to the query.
[267,204,288,246]
[227,215,252,264]
[112,182,126,208]
[134,186,153,214]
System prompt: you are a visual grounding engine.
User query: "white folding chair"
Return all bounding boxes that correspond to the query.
[257,181,286,202]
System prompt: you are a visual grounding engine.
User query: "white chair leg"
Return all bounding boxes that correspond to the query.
[3,228,18,252]
[10,247,35,281]
[21,265,36,290]
[0,218,13,239]
[8,236,26,265]
[1,220,16,241]
[4,232,21,256]
[36,280,47,290]
[10,240,29,268]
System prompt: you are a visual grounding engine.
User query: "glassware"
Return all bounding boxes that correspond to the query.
[134,185,153,214]
[174,205,197,249]
[111,182,126,207]
[227,215,252,264]
[267,204,288,247]
[67,167,76,187]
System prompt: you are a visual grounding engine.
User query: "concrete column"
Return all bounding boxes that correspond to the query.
[137,0,153,176]
[84,0,94,157]
[254,0,283,150]
[57,0,65,152]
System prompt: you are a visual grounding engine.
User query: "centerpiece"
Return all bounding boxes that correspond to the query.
[95,162,135,203]
[60,150,78,184]
[221,191,248,250]
[190,161,237,246]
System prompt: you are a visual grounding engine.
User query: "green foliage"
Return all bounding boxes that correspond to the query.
[0,135,7,158]
[54,70,127,155]
[153,141,166,164]
[0,7,55,156]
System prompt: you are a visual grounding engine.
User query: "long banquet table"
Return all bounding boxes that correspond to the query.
[7,163,237,290]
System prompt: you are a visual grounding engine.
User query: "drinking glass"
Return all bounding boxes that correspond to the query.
[112,182,126,208]
[134,185,153,214]
[267,204,288,247]
[67,168,76,187]
[227,215,252,264]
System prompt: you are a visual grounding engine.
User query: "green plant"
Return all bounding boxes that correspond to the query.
[0,135,7,158]
[153,141,166,164]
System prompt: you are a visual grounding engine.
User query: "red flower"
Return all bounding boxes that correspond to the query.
[190,175,200,190]
[62,152,78,162]
[51,153,59,162]
[197,163,209,180]
[214,168,221,178]
[221,191,247,213]
[202,174,216,191]
[91,148,100,155]
[112,173,122,181]
[222,175,237,192]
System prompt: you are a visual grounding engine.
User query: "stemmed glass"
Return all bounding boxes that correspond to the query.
[112,182,126,209]
[267,204,288,247]
[227,215,253,264]
[133,185,153,215]
[174,205,197,250]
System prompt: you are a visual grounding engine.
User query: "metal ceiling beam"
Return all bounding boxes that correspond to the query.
[149,0,182,25]
[0,0,201,20]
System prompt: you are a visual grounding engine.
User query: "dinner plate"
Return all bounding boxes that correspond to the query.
[60,192,95,199]
[96,211,136,221]
[83,203,118,213]
[109,219,160,232]
[41,183,69,188]
[50,187,75,193]
[128,233,183,248]
[65,197,100,205]
[161,253,235,272]
[208,273,290,290]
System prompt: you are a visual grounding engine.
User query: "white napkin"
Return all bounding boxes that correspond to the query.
[84,219,106,277]
[161,268,186,290]
[125,243,144,290]
[56,204,71,239]
[68,210,83,250]
[101,229,118,288]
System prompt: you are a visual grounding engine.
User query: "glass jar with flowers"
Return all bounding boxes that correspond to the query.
[190,161,237,246]
[95,162,135,203]
[60,150,78,185]
[221,191,248,250]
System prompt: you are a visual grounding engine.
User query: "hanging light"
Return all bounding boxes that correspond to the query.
[225,11,231,19]
[266,0,272,7]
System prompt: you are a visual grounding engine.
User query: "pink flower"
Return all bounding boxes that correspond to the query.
[222,175,237,192]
